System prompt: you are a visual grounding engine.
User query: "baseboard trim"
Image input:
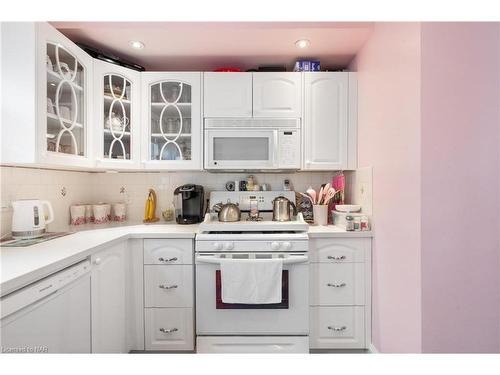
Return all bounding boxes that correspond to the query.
[368,343,379,353]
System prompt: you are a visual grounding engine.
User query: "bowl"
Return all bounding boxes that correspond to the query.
[335,204,361,212]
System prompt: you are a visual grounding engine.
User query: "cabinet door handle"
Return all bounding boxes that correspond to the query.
[327,282,346,288]
[159,328,178,334]
[327,255,346,261]
[158,257,178,263]
[328,325,347,332]
[159,284,178,290]
[93,257,101,265]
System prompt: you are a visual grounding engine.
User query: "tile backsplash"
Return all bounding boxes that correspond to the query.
[1,166,372,236]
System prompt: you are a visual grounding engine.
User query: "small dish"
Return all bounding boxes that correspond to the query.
[335,204,361,212]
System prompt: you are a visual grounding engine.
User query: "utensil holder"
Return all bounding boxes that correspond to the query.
[313,205,328,226]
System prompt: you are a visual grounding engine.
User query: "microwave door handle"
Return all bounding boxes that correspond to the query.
[272,130,279,167]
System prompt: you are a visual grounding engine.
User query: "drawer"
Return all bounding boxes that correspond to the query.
[145,308,194,351]
[144,239,193,265]
[310,263,365,306]
[144,265,193,308]
[309,238,370,263]
[310,306,365,349]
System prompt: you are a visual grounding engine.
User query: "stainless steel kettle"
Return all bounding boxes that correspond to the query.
[272,196,297,222]
[213,201,241,222]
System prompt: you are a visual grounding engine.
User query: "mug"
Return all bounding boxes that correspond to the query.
[70,205,86,225]
[112,203,126,222]
[47,98,55,114]
[59,106,71,120]
[85,204,94,223]
[93,204,108,224]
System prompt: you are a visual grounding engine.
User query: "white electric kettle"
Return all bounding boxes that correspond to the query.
[11,199,54,239]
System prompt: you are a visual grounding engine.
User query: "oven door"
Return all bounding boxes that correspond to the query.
[204,128,277,170]
[195,253,309,335]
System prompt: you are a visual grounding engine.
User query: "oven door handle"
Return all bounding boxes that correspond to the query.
[195,255,309,265]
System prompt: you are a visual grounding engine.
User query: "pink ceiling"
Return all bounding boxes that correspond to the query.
[51,22,373,71]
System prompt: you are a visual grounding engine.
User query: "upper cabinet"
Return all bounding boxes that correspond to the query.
[203,72,252,117]
[303,72,357,170]
[93,60,141,169]
[38,23,94,167]
[141,72,202,170]
[203,72,302,118]
[252,72,302,118]
[1,22,94,168]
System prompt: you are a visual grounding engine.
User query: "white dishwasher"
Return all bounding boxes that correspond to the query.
[1,260,91,353]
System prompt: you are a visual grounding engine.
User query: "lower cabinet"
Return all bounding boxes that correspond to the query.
[143,239,195,351]
[309,237,371,350]
[91,242,128,353]
[145,308,194,351]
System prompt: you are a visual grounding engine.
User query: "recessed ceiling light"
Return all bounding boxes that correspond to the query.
[295,39,310,49]
[129,40,145,49]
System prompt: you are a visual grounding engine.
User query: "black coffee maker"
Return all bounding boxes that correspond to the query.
[173,185,204,224]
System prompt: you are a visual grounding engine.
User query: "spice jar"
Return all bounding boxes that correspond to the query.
[354,217,361,231]
[346,215,355,231]
[361,216,370,231]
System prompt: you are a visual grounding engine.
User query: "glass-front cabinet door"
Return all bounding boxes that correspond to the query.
[94,60,141,169]
[141,72,201,170]
[37,23,93,167]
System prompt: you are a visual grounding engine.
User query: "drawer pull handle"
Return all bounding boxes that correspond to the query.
[159,328,178,334]
[328,325,347,332]
[159,284,178,290]
[327,282,346,288]
[158,257,178,263]
[327,255,346,261]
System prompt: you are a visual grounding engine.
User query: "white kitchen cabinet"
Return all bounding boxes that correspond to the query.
[252,72,302,118]
[309,237,371,350]
[203,72,253,117]
[1,22,94,168]
[303,72,357,170]
[91,242,128,353]
[141,72,202,170]
[142,239,194,351]
[93,60,141,169]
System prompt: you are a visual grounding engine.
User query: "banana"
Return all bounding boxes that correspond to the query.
[144,189,159,222]
[143,193,152,222]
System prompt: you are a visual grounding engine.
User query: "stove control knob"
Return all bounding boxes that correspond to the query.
[282,242,292,250]
[224,242,234,250]
[270,242,281,250]
[213,242,223,250]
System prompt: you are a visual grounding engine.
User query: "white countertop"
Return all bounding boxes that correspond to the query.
[0,222,371,297]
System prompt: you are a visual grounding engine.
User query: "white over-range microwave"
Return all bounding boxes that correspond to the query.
[204,118,301,170]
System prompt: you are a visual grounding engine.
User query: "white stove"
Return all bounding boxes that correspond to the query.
[195,191,310,353]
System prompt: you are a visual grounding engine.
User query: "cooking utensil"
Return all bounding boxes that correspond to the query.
[322,188,336,206]
[318,185,324,205]
[272,196,297,222]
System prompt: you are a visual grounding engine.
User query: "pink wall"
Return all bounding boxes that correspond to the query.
[420,23,500,353]
[349,23,423,352]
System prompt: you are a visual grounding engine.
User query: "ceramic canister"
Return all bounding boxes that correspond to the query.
[84,204,94,223]
[313,205,328,226]
[112,203,126,222]
[93,204,108,224]
[70,205,86,225]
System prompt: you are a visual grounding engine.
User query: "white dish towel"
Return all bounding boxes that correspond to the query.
[220,258,283,304]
